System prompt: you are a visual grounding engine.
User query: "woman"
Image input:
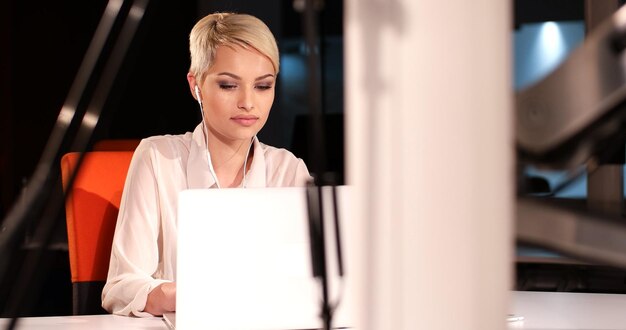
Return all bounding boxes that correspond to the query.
[102,12,311,316]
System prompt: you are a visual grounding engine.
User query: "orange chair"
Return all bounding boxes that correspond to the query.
[61,151,134,315]
[92,139,141,151]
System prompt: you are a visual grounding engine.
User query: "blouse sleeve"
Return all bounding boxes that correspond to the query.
[101,140,170,317]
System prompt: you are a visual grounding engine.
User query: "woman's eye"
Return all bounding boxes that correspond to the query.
[256,84,273,90]
[219,83,237,90]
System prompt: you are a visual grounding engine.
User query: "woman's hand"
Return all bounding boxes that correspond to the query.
[144,282,176,316]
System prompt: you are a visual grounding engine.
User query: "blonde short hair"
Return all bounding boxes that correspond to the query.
[189,12,280,84]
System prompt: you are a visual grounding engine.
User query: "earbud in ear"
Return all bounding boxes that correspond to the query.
[194,85,202,103]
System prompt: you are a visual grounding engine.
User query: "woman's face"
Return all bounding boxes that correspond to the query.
[190,44,276,145]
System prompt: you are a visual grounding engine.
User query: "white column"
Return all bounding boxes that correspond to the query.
[344,1,513,329]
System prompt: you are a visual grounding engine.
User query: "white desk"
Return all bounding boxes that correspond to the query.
[0,314,166,329]
[3,291,626,329]
[510,291,626,329]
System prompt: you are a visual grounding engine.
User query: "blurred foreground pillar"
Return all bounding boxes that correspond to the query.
[344,0,513,329]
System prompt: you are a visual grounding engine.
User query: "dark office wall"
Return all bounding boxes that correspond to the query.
[104,2,199,140]
[0,1,198,219]
[0,0,108,219]
[0,0,12,218]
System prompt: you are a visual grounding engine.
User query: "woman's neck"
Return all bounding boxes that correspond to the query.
[206,136,254,188]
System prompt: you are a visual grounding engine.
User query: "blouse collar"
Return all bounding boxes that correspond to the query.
[186,124,266,189]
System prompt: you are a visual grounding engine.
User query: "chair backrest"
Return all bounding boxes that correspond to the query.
[60,151,134,315]
[92,139,140,151]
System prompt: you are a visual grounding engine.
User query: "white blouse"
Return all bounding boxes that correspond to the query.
[101,124,311,316]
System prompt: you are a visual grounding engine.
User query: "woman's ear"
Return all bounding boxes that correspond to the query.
[186,73,198,100]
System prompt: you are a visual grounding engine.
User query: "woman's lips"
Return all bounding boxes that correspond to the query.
[231,115,258,127]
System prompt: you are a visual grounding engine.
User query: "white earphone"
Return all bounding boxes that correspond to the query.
[194,84,253,188]
[194,85,202,107]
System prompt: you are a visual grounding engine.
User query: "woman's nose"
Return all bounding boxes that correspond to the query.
[237,88,255,111]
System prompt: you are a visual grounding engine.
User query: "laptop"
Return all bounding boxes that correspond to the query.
[171,186,353,329]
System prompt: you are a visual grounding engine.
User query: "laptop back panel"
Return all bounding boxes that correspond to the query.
[177,187,351,329]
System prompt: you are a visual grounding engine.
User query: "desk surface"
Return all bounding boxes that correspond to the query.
[511,291,626,330]
[3,291,626,329]
[0,314,166,329]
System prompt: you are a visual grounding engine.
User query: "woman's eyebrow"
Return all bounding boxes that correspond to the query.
[216,72,275,81]
[255,74,275,81]
[217,72,241,80]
